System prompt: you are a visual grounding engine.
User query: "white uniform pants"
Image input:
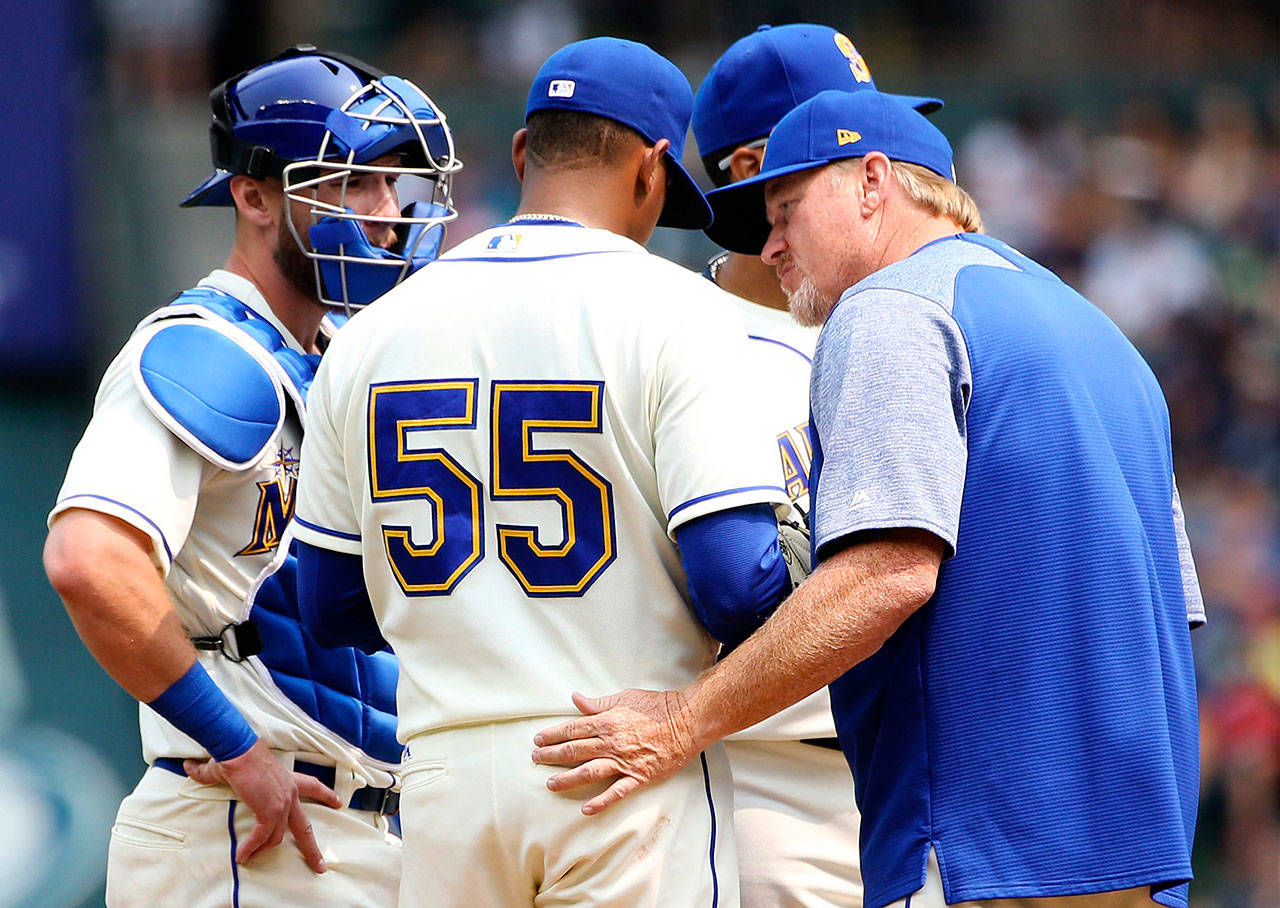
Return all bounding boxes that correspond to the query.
[727,738,866,908]
[105,762,401,907]
[399,717,739,907]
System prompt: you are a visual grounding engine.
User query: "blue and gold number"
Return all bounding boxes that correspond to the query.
[368,380,484,595]
[491,381,616,596]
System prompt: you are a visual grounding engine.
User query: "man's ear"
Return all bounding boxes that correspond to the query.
[860,152,893,217]
[728,145,765,183]
[639,137,670,197]
[512,128,529,183]
[229,176,278,228]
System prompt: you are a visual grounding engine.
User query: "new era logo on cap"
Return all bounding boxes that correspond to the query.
[837,129,862,146]
[548,79,576,98]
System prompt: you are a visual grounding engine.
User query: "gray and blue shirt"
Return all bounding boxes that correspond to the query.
[809,233,1200,908]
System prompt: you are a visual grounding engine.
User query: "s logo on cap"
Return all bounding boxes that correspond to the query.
[833,33,872,83]
[548,79,576,98]
[836,129,862,146]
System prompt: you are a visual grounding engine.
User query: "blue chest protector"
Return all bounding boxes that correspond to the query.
[138,287,400,765]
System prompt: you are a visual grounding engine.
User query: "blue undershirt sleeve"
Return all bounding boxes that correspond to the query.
[146,662,257,762]
[675,503,792,648]
[296,540,389,654]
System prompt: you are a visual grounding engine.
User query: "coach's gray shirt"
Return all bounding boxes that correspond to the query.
[808,235,1204,624]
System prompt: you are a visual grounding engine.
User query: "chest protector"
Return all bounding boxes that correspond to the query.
[135,287,400,765]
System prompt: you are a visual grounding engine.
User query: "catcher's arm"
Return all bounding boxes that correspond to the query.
[44,510,337,871]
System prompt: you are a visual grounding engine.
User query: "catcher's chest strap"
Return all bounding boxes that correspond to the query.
[191,621,262,662]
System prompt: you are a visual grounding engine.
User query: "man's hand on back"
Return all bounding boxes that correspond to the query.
[184,740,341,873]
[532,689,702,815]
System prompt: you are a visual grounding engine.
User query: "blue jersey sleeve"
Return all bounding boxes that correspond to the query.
[296,540,388,655]
[675,503,791,647]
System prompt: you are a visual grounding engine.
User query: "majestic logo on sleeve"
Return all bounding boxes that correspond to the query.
[236,446,299,556]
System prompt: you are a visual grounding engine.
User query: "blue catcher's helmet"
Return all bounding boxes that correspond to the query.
[182,45,462,310]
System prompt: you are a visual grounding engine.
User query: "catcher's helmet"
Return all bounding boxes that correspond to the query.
[182,45,462,309]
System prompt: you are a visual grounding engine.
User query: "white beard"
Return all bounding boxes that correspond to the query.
[786,274,835,327]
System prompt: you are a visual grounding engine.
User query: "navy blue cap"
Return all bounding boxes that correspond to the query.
[525,37,712,230]
[692,24,942,163]
[705,89,956,254]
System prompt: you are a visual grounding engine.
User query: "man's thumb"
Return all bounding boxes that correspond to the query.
[572,690,619,715]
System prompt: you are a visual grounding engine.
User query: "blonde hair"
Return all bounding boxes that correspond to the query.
[832,157,984,233]
[891,161,984,233]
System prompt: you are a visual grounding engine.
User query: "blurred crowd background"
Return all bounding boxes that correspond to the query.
[0,1,1274,905]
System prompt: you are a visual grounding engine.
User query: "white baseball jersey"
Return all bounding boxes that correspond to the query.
[50,270,392,785]
[294,222,791,740]
[728,299,839,742]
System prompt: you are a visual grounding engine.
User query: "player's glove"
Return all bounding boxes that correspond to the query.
[777,503,812,590]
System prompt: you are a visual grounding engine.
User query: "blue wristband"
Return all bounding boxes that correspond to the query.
[146,661,258,762]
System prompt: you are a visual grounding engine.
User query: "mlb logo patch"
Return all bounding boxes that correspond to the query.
[548,80,576,98]
[487,232,522,252]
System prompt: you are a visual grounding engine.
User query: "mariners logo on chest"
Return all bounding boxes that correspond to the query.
[777,420,814,503]
[236,445,299,556]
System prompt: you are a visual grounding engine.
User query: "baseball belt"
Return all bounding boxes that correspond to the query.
[153,757,400,815]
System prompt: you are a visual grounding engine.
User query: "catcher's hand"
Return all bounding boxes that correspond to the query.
[778,504,812,590]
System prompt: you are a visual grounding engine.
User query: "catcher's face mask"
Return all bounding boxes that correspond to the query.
[283,74,462,313]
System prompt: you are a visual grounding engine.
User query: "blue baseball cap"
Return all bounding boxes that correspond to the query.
[692,24,942,166]
[525,37,712,230]
[705,89,956,254]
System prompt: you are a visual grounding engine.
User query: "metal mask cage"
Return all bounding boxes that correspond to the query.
[281,76,463,312]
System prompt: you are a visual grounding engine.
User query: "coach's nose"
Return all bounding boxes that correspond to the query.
[761,226,787,267]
